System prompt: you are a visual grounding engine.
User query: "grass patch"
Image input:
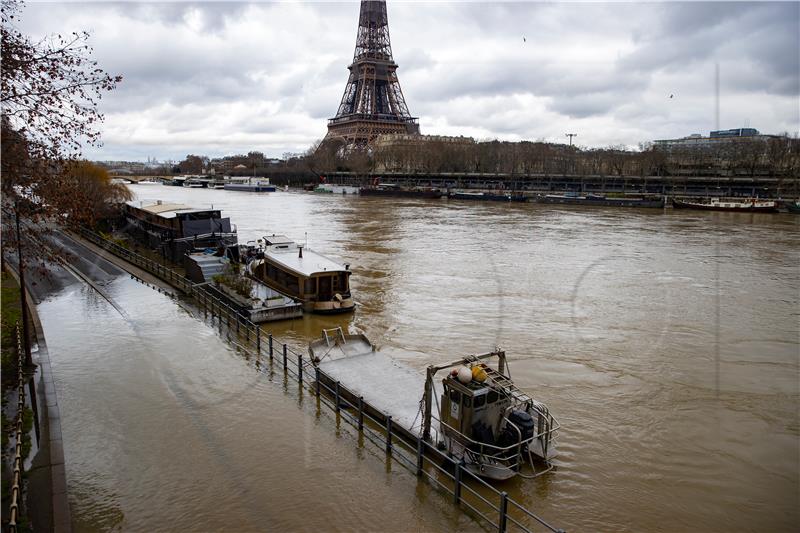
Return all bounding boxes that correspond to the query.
[1,270,23,392]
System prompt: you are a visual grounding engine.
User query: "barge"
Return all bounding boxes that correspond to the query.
[310,328,558,481]
[360,184,443,199]
[536,193,664,208]
[448,191,527,202]
[246,235,355,314]
[671,197,778,212]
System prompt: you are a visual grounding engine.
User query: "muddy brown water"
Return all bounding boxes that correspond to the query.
[35,185,799,532]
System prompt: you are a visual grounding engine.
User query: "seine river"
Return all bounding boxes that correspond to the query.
[36,184,799,532]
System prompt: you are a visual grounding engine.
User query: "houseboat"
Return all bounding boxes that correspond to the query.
[309,328,559,481]
[672,197,778,212]
[123,200,237,261]
[246,235,354,314]
[224,176,277,192]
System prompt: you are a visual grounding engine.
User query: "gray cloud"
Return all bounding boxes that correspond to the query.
[17,1,800,159]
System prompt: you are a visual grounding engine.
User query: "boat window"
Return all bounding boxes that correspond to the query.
[449,390,461,404]
[304,278,316,295]
[463,397,471,408]
[474,395,486,408]
[487,390,498,404]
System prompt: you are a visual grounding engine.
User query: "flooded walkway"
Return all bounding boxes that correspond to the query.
[36,268,474,531]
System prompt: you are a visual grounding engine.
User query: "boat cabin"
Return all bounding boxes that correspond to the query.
[440,373,512,447]
[247,235,354,314]
[125,200,232,240]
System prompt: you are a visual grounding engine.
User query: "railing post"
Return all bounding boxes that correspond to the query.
[416,438,424,476]
[315,367,321,397]
[498,491,508,533]
[335,381,341,412]
[256,327,261,354]
[386,416,393,454]
[357,395,364,430]
[282,344,288,371]
[298,353,303,383]
[268,334,273,361]
[454,460,462,504]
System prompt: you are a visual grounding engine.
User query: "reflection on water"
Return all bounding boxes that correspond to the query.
[39,185,799,532]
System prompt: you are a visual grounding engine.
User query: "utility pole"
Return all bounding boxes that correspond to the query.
[566,133,577,147]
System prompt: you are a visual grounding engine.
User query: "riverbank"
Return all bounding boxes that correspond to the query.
[1,267,71,532]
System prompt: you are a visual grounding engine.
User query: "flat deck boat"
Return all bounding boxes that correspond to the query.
[310,328,559,481]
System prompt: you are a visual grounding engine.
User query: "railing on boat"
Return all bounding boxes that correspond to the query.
[436,413,560,474]
[74,227,566,533]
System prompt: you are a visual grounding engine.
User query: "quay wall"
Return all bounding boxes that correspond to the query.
[317,172,799,199]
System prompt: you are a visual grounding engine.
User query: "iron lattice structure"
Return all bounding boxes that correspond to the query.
[326,0,419,147]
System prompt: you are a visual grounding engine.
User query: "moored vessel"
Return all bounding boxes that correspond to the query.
[309,328,559,481]
[123,199,237,261]
[224,176,277,192]
[314,184,360,194]
[536,193,664,208]
[360,184,443,199]
[447,191,527,202]
[672,197,778,212]
[246,235,355,314]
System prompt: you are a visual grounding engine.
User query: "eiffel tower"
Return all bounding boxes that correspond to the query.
[326,0,419,147]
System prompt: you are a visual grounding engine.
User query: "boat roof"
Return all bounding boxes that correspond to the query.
[126,200,218,219]
[262,239,348,277]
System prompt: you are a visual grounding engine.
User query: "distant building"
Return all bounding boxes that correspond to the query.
[710,128,760,138]
[653,128,784,152]
[373,134,475,149]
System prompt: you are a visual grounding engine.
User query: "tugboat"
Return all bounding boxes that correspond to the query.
[309,328,559,481]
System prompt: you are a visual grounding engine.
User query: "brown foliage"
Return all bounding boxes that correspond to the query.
[1,0,123,262]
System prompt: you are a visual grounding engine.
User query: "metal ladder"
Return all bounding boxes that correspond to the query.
[483,366,532,405]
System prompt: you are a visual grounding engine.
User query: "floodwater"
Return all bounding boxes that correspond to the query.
[37,184,799,532]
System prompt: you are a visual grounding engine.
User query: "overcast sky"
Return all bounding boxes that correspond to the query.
[19,1,800,161]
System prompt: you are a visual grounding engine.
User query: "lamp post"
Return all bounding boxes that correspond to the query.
[566,133,577,147]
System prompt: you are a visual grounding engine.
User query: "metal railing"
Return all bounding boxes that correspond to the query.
[8,322,27,533]
[75,228,565,532]
[75,227,194,294]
